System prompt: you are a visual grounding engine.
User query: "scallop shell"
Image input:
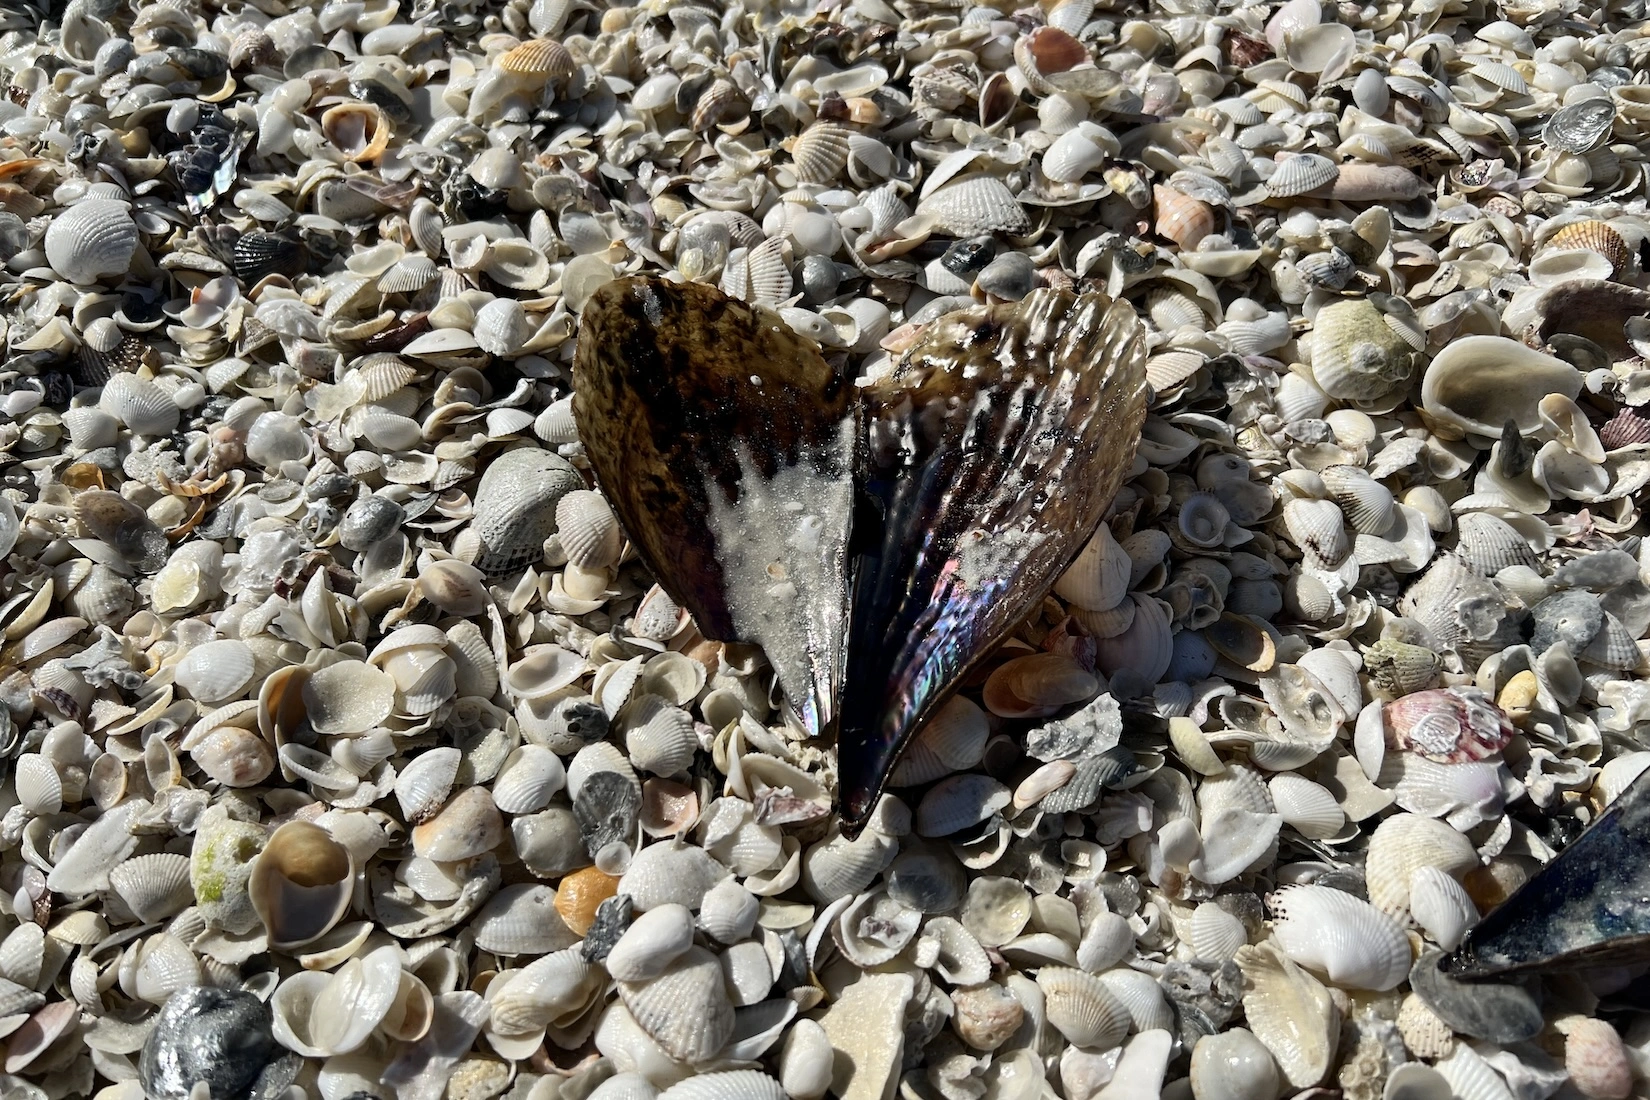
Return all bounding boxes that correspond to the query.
[556,489,622,571]
[1407,865,1478,950]
[790,121,854,184]
[1309,298,1424,404]
[45,198,138,284]
[1235,942,1340,1089]
[473,297,530,357]
[1270,884,1411,990]
[1455,511,1538,574]
[491,745,566,814]
[1186,903,1248,963]
[1319,466,1396,536]
[100,373,180,437]
[916,176,1031,237]
[1037,966,1129,1051]
[110,853,195,923]
[657,1072,787,1100]
[1268,773,1345,839]
[1054,522,1131,612]
[472,884,578,955]
[1043,126,1109,184]
[618,945,735,1063]
[1366,813,1479,920]
[471,448,585,574]
[1266,153,1339,197]
[1383,687,1514,764]
[497,37,574,79]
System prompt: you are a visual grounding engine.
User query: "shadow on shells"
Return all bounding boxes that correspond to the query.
[574,275,1147,837]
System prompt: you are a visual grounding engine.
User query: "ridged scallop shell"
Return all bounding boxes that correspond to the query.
[657,1072,787,1100]
[790,121,854,184]
[45,198,138,284]
[100,373,180,437]
[1282,497,1349,568]
[1266,153,1339,197]
[1268,773,1345,839]
[1037,966,1129,1050]
[1235,943,1339,1089]
[496,37,574,79]
[473,298,530,357]
[916,176,1030,237]
[471,448,585,574]
[1043,126,1108,184]
[1384,687,1514,764]
[1319,465,1396,536]
[887,695,990,786]
[395,747,461,824]
[555,489,621,570]
[1053,523,1130,611]
[618,696,696,778]
[1186,903,1248,963]
[618,946,735,1063]
[491,745,566,814]
[1455,511,1538,574]
[1407,865,1478,950]
[13,754,61,816]
[1270,884,1411,990]
[1366,812,1478,920]
[1363,638,1442,699]
[472,884,578,955]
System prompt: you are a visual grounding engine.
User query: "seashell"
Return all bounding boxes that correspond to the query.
[249,820,357,952]
[484,239,552,291]
[982,652,1098,718]
[75,489,169,571]
[321,102,390,162]
[1037,966,1130,1051]
[1076,911,1134,973]
[1319,466,1395,536]
[1270,884,1410,990]
[45,198,139,283]
[411,787,503,861]
[497,37,574,79]
[557,489,622,571]
[1383,687,1513,764]
[1326,163,1427,201]
[1544,99,1616,154]
[1154,185,1217,251]
[173,638,256,703]
[1235,942,1339,1089]
[619,945,735,1063]
[1283,497,1349,568]
[233,231,307,282]
[576,278,1146,835]
[396,747,461,823]
[1189,1028,1280,1100]
[1187,903,1248,963]
[1407,865,1477,951]
[491,745,566,814]
[1421,336,1582,438]
[1266,153,1339,198]
[13,754,60,816]
[1054,523,1131,612]
[1268,774,1344,839]
[555,865,620,935]
[836,888,923,966]
[916,176,1031,237]
[111,852,195,923]
[1546,220,1630,278]
[472,297,530,357]
[100,373,180,437]
[1455,511,1538,574]
[656,1072,787,1100]
[1364,638,1442,699]
[271,945,402,1057]
[1043,125,1109,184]
[950,983,1024,1052]
[471,447,584,574]
[1309,298,1425,404]
[1366,813,1479,921]
[473,884,578,955]
[619,840,731,911]
[1561,1018,1633,1100]
[621,695,697,776]
[790,122,854,184]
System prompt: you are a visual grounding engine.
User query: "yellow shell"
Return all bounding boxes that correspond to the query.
[554,865,619,935]
[1545,219,1630,277]
[496,38,574,80]
[320,103,390,163]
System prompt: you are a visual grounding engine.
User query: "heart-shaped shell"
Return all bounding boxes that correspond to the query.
[556,489,622,570]
[45,198,138,284]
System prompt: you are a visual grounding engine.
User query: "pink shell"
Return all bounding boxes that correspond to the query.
[1383,686,1514,764]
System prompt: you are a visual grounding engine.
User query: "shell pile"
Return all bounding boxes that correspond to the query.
[4,0,1650,1097]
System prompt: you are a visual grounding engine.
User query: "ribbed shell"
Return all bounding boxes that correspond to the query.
[111,853,195,923]
[555,489,622,570]
[1366,812,1478,920]
[471,448,585,574]
[618,946,735,1063]
[1455,511,1538,574]
[100,373,179,437]
[1546,219,1630,276]
[789,121,854,184]
[1186,903,1248,963]
[887,695,990,786]
[657,1072,787,1100]
[491,745,566,814]
[496,37,574,78]
[620,695,698,776]
[46,198,138,284]
[1235,943,1339,1088]
[1036,967,1129,1050]
[473,884,579,955]
[917,175,1031,237]
[1270,884,1411,990]
[1266,153,1339,197]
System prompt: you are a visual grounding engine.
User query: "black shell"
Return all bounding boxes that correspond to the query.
[232,231,308,284]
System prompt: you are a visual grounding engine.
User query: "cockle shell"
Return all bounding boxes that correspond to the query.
[557,489,622,570]
[45,198,139,284]
[1270,884,1411,990]
[1036,966,1130,1051]
[100,374,179,438]
[916,176,1031,237]
[1308,298,1425,404]
[618,946,735,1063]
[1236,942,1340,1089]
[471,448,585,574]
[1366,813,1479,920]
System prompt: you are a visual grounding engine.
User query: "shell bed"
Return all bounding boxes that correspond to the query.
[0,0,1649,1098]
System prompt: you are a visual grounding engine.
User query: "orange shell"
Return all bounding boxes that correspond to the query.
[554,865,619,935]
[1546,219,1630,277]
[496,38,574,80]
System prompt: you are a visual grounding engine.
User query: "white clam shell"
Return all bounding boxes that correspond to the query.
[1236,942,1338,1089]
[472,884,579,955]
[100,373,180,437]
[173,639,257,703]
[607,903,697,982]
[1270,884,1411,991]
[1036,966,1130,1051]
[110,852,194,923]
[1405,865,1478,951]
[271,945,402,1057]
[46,198,138,284]
[618,945,735,1064]
[1421,336,1583,438]
[491,745,566,814]
[395,747,461,823]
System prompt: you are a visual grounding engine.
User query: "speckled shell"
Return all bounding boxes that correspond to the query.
[1309,298,1424,403]
[45,198,138,284]
[470,448,585,574]
[1384,687,1514,764]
